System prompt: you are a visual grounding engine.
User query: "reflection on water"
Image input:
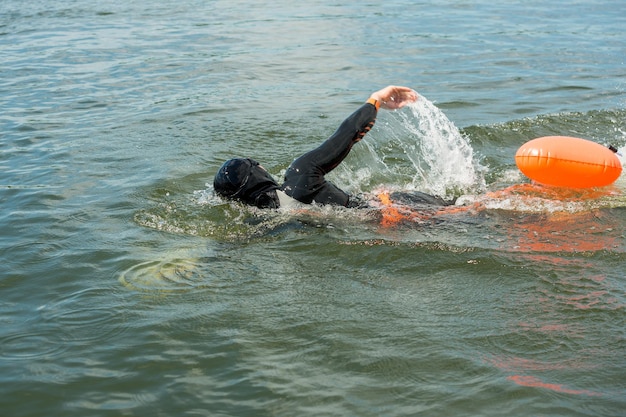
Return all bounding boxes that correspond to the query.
[450,184,625,253]
[507,375,601,396]
[120,257,205,293]
[118,247,239,293]
[510,213,619,253]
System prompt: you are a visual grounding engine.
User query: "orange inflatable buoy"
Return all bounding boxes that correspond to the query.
[515,136,622,188]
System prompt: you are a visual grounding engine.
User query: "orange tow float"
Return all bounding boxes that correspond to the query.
[515,136,622,188]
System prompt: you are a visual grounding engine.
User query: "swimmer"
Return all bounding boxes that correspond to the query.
[213,85,451,209]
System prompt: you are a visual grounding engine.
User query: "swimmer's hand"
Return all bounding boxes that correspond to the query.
[369,85,418,110]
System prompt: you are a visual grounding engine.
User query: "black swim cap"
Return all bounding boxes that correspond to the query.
[213,158,254,198]
[213,158,280,208]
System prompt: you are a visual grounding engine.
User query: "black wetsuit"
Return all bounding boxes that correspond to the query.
[215,101,452,209]
[281,102,377,207]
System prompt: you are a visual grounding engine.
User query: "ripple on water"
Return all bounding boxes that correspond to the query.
[0,326,71,361]
[0,301,72,361]
[37,287,131,345]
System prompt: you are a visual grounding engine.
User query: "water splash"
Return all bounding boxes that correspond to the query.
[336,94,486,200]
[400,96,486,196]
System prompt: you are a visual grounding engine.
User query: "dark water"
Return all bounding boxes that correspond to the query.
[1,1,625,416]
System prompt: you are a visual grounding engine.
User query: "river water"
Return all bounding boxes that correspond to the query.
[1,1,625,416]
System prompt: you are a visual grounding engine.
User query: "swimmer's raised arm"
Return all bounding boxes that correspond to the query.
[214,84,420,208]
[368,85,418,110]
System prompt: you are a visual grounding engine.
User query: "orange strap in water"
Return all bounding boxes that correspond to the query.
[377,191,430,227]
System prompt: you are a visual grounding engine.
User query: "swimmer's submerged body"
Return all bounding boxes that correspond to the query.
[213,85,454,210]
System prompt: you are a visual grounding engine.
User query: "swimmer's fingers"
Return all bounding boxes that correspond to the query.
[370,86,418,110]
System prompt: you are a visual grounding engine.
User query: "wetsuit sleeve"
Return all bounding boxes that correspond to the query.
[305,102,377,174]
[282,102,377,205]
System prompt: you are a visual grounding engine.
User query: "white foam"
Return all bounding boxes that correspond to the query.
[333,94,486,199]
